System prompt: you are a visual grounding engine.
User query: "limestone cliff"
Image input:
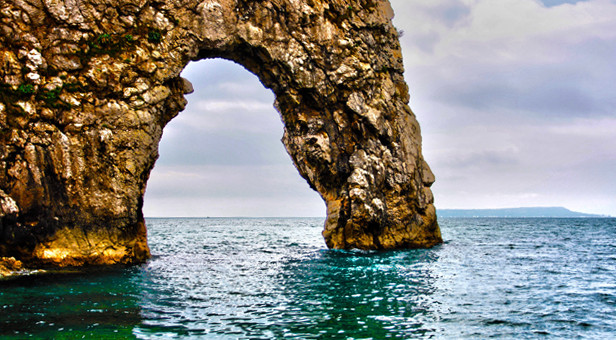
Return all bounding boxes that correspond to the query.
[0,0,442,267]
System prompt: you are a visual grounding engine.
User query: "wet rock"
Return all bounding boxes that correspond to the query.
[0,257,23,277]
[0,0,442,267]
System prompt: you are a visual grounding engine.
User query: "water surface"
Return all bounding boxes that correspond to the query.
[1,217,615,338]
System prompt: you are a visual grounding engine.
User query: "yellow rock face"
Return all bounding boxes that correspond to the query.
[31,222,150,266]
[0,257,23,277]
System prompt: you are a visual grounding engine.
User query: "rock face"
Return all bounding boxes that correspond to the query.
[0,0,442,267]
[0,256,23,277]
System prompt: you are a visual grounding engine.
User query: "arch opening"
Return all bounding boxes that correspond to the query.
[143,58,325,218]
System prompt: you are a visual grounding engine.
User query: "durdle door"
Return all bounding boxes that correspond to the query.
[0,0,442,267]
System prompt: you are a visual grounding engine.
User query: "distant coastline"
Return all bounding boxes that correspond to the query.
[437,207,610,218]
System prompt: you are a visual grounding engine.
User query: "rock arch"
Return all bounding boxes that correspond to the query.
[0,0,441,266]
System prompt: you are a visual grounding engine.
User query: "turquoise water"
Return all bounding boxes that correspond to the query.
[1,218,615,338]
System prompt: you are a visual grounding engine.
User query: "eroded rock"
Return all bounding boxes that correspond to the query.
[0,256,23,277]
[0,0,442,267]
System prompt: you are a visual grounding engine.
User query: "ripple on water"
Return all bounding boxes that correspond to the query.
[1,217,615,338]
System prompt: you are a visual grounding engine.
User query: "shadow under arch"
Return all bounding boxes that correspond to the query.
[143,58,325,218]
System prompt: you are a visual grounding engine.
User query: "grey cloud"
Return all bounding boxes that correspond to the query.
[391,0,471,27]
[424,119,616,215]
[157,129,289,166]
[144,196,325,217]
[432,77,597,117]
[183,58,275,103]
[398,0,616,215]
[409,31,441,55]
[393,0,471,54]
[177,100,280,133]
[436,149,520,169]
[413,49,613,119]
[540,0,589,7]
[144,164,324,217]
[155,58,286,167]
[428,2,471,27]
[395,0,616,122]
[158,101,287,167]
[146,165,310,199]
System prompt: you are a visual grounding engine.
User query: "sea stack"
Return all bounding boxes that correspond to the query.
[0,0,441,268]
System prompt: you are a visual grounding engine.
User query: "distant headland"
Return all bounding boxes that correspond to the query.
[437,207,609,218]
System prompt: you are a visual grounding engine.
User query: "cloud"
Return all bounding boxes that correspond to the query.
[540,0,590,7]
[144,164,325,217]
[157,59,287,167]
[434,148,520,169]
[392,0,616,215]
[394,0,616,114]
[181,58,272,99]
[156,130,288,166]
[172,99,279,133]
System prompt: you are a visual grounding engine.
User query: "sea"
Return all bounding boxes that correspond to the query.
[1,217,615,339]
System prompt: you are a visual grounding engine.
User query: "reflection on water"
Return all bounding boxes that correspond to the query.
[0,267,142,338]
[273,249,440,338]
[1,217,615,338]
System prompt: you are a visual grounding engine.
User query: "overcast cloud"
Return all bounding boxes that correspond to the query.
[143,0,616,217]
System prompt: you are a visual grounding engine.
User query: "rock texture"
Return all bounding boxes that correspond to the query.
[0,256,23,277]
[0,0,441,267]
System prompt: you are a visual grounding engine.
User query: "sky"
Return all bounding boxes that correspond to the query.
[143,0,616,217]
